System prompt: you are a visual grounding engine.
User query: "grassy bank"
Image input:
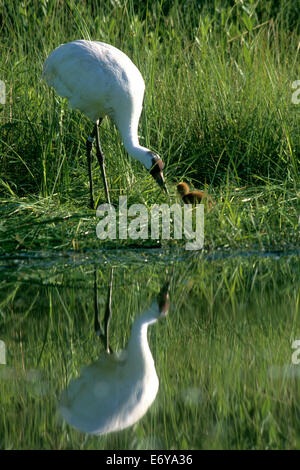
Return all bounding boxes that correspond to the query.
[0,180,298,253]
[0,0,299,252]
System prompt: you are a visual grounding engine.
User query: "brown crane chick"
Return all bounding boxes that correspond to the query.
[177,182,214,207]
[177,182,205,204]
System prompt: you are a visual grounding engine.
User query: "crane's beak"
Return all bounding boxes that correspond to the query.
[152,170,169,195]
[149,155,168,195]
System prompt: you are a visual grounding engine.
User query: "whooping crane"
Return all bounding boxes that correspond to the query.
[42,40,168,208]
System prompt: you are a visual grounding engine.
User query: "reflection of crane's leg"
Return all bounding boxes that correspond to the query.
[104,268,113,354]
[94,268,102,336]
[95,118,111,205]
[93,268,113,354]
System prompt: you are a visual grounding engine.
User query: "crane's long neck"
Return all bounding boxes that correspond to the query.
[126,302,160,371]
[114,116,153,170]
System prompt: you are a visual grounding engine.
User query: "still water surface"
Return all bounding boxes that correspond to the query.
[0,249,299,449]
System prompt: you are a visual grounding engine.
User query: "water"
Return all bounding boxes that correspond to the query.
[0,249,299,449]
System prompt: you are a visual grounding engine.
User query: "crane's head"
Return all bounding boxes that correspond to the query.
[149,153,168,195]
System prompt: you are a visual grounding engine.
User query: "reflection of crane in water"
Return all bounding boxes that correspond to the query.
[59,270,170,435]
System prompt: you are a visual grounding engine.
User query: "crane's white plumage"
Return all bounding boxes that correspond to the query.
[43,40,162,171]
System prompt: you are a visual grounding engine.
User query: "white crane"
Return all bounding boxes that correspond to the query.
[59,282,170,435]
[42,40,167,208]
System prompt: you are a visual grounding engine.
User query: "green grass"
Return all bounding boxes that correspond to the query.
[0,180,298,253]
[0,0,299,254]
[0,0,299,450]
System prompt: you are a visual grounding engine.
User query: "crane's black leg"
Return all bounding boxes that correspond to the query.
[95,118,111,205]
[86,125,97,209]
